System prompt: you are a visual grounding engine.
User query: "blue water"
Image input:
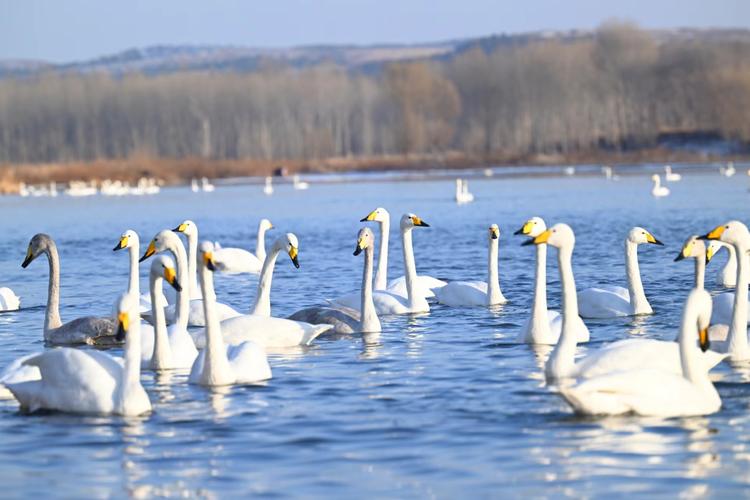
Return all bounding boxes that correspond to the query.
[0,169,748,497]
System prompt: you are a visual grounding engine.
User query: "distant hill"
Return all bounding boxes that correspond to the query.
[3,28,749,78]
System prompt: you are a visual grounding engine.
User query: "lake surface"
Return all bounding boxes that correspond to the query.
[0,166,749,497]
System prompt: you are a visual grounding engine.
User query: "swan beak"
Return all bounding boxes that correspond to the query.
[490,227,500,240]
[360,210,378,222]
[706,245,716,263]
[164,267,182,292]
[699,327,710,352]
[522,229,551,246]
[699,225,726,241]
[674,243,691,262]
[139,240,156,262]
[289,246,300,268]
[412,215,429,227]
[514,220,533,236]
[354,238,366,256]
[646,233,664,245]
[113,236,128,252]
[116,312,129,342]
[203,251,217,272]
[173,223,188,233]
[21,245,34,268]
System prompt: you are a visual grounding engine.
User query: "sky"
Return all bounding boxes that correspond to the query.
[1,0,749,62]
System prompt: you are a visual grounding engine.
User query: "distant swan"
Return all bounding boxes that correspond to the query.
[7,293,151,416]
[189,242,271,386]
[288,227,381,334]
[22,234,117,345]
[577,227,664,318]
[651,174,670,197]
[212,219,274,274]
[664,165,681,182]
[434,224,508,307]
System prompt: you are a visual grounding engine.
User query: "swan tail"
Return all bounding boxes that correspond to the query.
[303,324,334,345]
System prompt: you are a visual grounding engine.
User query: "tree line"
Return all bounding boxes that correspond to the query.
[1,22,749,165]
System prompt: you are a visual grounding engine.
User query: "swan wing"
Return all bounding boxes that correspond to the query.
[0,287,20,311]
[227,341,272,383]
[46,316,117,346]
[192,315,333,348]
[577,287,631,318]
[433,281,488,307]
[288,307,358,334]
[0,354,40,400]
[212,247,262,274]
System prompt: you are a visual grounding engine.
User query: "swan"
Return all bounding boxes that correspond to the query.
[7,292,151,416]
[664,165,682,182]
[651,174,670,197]
[699,221,750,360]
[577,227,664,318]
[674,235,707,290]
[356,207,445,297]
[558,288,721,417]
[288,227,381,334]
[455,179,474,204]
[191,242,332,349]
[0,287,19,312]
[247,233,301,317]
[292,175,309,190]
[706,240,738,288]
[433,224,508,307]
[263,176,274,196]
[140,255,198,370]
[514,217,589,344]
[22,234,117,345]
[212,218,274,274]
[113,230,171,314]
[524,224,724,382]
[331,214,432,315]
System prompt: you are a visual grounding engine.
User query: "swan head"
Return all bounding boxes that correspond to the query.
[273,233,300,268]
[514,217,546,237]
[674,235,705,262]
[488,224,500,240]
[361,207,389,223]
[21,233,54,268]
[684,288,712,352]
[400,213,429,229]
[199,241,217,272]
[150,255,182,292]
[114,292,139,342]
[651,174,660,182]
[354,227,375,256]
[113,229,139,252]
[628,227,663,246]
[259,218,274,231]
[700,220,750,247]
[705,240,728,264]
[173,220,197,237]
[522,223,574,250]
[140,230,182,262]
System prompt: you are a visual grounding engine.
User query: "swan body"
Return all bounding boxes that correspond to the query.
[664,165,681,182]
[434,224,507,307]
[288,228,381,334]
[455,179,474,204]
[0,287,19,311]
[263,176,274,196]
[578,227,663,318]
[292,175,309,190]
[189,243,271,386]
[559,289,721,417]
[651,174,670,197]
[7,293,151,416]
[22,234,117,345]
[0,354,40,400]
[212,219,274,274]
[515,217,589,344]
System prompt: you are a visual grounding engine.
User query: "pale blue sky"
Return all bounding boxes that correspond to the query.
[1,0,748,62]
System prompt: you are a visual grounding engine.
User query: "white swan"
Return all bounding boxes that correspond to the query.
[288,227,381,334]
[674,235,707,290]
[699,221,750,360]
[191,242,332,349]
[212,218,273,274]
[664,165,682,182]
[651,174,670,197]
[434,224,508,307]
[577,227,664,318]
[706,240,738,288]
[455,179,474,204]
[263,176,274,196]
[247,233,301,317]
[515,217,589,344]
[113,230,171,314]
[292,175,309,190]
[189,242,271,386]
[22,234,117,345]
[332,214,431,315]
[0,287,19,311]
[7,293,151,416]
[524,224,724,382]
[559,288,721,417]
[140,255,198,370]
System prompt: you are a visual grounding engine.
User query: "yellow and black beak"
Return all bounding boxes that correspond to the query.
[139,240,156,262]
[522,229,551,246]
[646,233,664,246]
[21,245,34,268]
[699,326,710,352]
[164,267,182,292]
[360,209,378,222]
[514,220,533,236]
[354,238,366,256]
[116,312,129,342]
[113,236,128,252]
[173,222,188,233]
[706,245,716,264]
[490,227,500,240]
[203,251,216,272]
[674,243,691,262]
[411,215,429,227]
[699,225,726,241]
[289,246,300,268]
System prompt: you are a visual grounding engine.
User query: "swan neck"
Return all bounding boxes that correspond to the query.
[487,236,502,304]
[44,245,62,331]
[256,225,267,262]
[626,241,650,314]
[374,218,389,290]
[199,263,231,384]
[128,244,139,297]
[360,245,381,332]
[150,273,171,368]
[547,246,578,379]
[171,240,190,330]
[527,244,550,340]
[123,313,142,390]
[186,231,200,298]
[729,240,749,356]
[694,252,705,290]
[402,227,418,308]
[252,246,280,316]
